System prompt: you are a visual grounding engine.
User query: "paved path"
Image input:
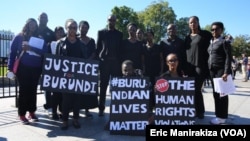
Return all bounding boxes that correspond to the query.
[0,73,249,141]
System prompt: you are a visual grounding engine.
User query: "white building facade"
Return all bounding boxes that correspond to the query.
[0,30,14,58]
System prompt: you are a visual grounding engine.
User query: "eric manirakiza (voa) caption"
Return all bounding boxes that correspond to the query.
[146,125,250,140]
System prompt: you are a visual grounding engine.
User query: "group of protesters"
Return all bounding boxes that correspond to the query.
[7,11,237,130]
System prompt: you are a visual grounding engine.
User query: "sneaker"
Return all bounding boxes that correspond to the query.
[28,113,39,122]
[20,116,29,125]
[210,117,226,125]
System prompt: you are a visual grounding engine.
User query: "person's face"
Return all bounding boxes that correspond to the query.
[38,13,48,26]
[122,64,134,76]
[211,25,222,38]
[66,22,77,36]
[189,17,199,31]
[55,29,65,40]
[28,21,38,33]
[166,55,179,70]
[136,29,144,40]
[107,15,116,29]
[128,25,137,37]
[167,25,176,37]
[79,24,89,35]
[145,32,153,42]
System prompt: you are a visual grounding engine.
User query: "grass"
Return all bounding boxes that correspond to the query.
[0,66,7,77]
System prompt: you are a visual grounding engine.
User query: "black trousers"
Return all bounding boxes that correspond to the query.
[147,75,157,111]
[98,58,121,111]
[51,92,62,114]
[16,63,42,116]
[61,93,81,121]
[188,66,206,116]
[210,68,229,119]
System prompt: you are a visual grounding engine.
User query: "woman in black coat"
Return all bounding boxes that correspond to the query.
[207,21,232,125]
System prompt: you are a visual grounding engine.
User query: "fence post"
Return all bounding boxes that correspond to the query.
[15,79,19,108]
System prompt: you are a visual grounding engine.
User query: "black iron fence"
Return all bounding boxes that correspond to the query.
[0,33,44,108]
[0,32,19,107]
[0,33,17,98]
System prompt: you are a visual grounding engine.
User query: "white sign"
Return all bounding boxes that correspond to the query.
[213,75,236,97]
[29,37,44,49]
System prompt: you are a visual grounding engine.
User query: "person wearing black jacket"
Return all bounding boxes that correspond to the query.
[56,19,82,130]
[208,21,232,125]
[38,12,56,112]
[184,16,212,119]
[78,20,98,118]
[96,14,123,116]
[160,24,187,74]
[50,26,65,120]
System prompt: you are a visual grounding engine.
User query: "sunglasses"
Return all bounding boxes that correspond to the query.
[167,59,178,63]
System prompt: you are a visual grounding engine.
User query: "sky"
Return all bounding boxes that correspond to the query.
[1,0,250,40]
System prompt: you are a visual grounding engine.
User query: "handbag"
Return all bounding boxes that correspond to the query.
[13,51,24,74]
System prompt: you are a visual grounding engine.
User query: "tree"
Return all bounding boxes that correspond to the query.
[231,34,250,57]
[203,24,211,31]
[175,17,189,40]
[137,0,176,43]
[111,6,140,39]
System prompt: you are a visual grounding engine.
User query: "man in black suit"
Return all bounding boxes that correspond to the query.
[96,14,123,116]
